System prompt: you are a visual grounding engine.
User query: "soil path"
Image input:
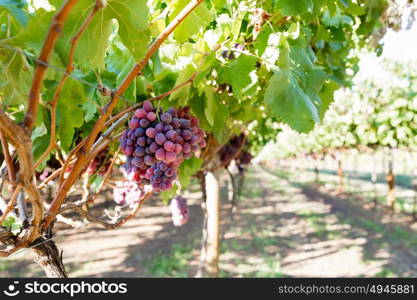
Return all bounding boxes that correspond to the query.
[2,165,417,277]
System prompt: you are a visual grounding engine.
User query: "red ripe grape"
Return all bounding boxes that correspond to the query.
[164,141,175,152]
[165,168,175,177]
[147,111,157,122]
[146,127,157,138]
[155,148,166,161]
[170,196,189,226]
[124,146,134,156]
[134,108,147,118]
[183,152,192,159]
[166,151,176,162]
[174,144,182,154]
[183,142,191,153]
[129,118,139,129]
[199,139,207,148]
[143,100,153,112]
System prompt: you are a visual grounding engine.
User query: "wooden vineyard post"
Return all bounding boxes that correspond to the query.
[371,152,378,206]
[337,152,344,191]
[386,148,396,209]
[196,171,221,277]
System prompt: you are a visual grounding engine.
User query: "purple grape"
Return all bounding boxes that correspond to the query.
[155,168,163,176]
[145,146,152,155]
[134,127,145,137]
[181,119,191,128]
[139,118,149,128]
[166,130,177,141]
[150,142,159,153]
[190,135,200,145]
[164,125,173,132]
[172,118,181,128]
[137,137,146,147]
[146,137,153,145]
[135,146,145,157]
[182,130,192,140]
[159,162,168,171]
[126,139,134,146]
[134,108,147,118]
[155,148,166,161]
[176,136,184,145]
[155,122,164,132]
[144,155,155,166]
[161,113,172,124]
[155,133,166,145]
[146,127,157,138]
[167,107,178,117]
[132,157,143,167]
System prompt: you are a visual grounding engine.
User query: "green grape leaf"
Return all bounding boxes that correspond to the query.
[179,156,202,188]
[204,86,217,126]
[218,54,257,98]
[275,0,313,16]
[169,0,214,43]
[0,49,32,105]
[169,64,195,105]
[264,69,320,133]
[0,0,28,26]
[56,79,86,151]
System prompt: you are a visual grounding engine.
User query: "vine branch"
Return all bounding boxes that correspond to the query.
[24,0,80,131]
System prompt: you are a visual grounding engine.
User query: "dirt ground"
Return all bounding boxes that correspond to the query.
[2,164,417,277]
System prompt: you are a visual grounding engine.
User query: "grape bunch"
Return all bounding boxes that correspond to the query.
[87,148,112,176]
[120,101,206,192]
[218,133,246,166]
[113,181,145,207]
[170,196,189,227]
[236,150,253,166]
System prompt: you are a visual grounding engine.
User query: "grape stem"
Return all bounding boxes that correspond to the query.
[44,0,206,231]
[34,0,105,169]
[0,185,21,224]
[58,191,152,229]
